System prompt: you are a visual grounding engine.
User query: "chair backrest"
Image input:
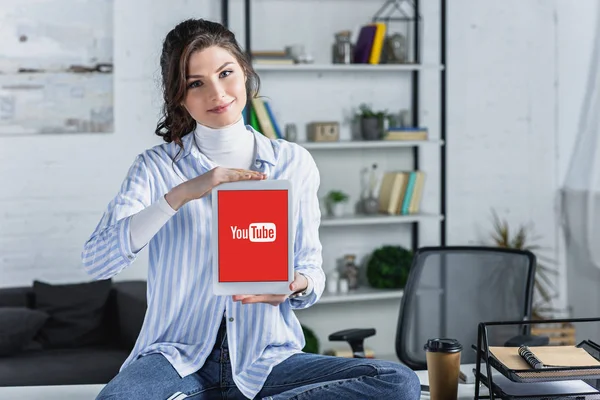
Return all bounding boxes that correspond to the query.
[395,246,536,370]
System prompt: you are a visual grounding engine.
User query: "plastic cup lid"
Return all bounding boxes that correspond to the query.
[423,338,462,353]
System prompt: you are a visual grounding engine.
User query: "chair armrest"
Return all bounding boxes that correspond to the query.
[504,334,550,347]
[329,328,376,342]
[329,328,376,358]
[113,280,147,350]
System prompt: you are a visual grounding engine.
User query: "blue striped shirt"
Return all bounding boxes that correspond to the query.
[81,126,324,399]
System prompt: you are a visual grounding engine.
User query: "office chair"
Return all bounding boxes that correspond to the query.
[329,246,546,368]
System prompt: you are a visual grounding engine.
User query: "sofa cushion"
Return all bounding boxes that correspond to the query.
[0,307,48,356]
[33,279,112,348]
[0,287,34,308]
[0,347,128,386]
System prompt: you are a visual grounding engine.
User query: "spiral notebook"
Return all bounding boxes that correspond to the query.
[489,345,600,379]
[518,345,600,369]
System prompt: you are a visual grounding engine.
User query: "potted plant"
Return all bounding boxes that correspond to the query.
[325,190,349,217]
[356,103,388,141]
[301,324,319,354]
[366,245,413,289]
[486,209,561,320]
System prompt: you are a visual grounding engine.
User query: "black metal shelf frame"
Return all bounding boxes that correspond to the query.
[220,0,447,251]
[474,317,600,400]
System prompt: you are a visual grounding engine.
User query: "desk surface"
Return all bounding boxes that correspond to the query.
[0,384,104,399]
[416,369,480,400]
[0,371,480,400]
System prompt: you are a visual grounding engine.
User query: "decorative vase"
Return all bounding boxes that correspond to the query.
[328,202,346,217]
[360,117,381,140]
[362,163,380,214]
[362,195,379,215]
[343,254,360,290]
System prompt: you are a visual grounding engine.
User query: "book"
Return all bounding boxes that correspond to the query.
[488,345,600,380]
[263,101,282,139]
[408,171,425,214]
[353,25,377,63]
[377,171,408,214]
[477,363,599,398]
[250,97,278,139]
[368,22,386,64]
[383,128,428,141]
[518,345,600,368]
[400,171,417,215]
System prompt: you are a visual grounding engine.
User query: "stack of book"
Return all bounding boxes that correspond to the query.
[245,97,283,140]
[383,127,428,141]
[353,22,387,64]
[251,50,294,65]
[475,344,600,399]
[377,170,425,215]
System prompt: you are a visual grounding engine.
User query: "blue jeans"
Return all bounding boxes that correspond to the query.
[97,319,420,400]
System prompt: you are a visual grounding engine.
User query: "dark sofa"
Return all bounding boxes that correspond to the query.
[0,280,147,387]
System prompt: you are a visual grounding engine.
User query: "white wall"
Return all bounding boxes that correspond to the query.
[448,0,599,318]
[0,0,220,285]
[447,1,558,270]
[0,0,597,357]
[555,0,600,340]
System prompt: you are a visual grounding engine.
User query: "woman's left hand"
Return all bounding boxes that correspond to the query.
[232,272,308,306]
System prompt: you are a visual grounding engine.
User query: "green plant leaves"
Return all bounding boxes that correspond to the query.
[487,209,560,319]
[301,325,319,354]
[366,245,413,289]
[326,190,349,203]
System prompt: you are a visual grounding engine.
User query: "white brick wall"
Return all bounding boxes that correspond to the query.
[0,0,595,356]
[555,0,600,339]
[447,1,559,265]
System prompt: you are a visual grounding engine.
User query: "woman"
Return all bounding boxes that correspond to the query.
[84,18,420,400]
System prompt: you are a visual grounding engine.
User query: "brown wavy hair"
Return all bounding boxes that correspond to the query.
[155,19,260,152]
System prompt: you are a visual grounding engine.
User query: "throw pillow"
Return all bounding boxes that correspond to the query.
[0,307,49,356]
[33,279,112,348]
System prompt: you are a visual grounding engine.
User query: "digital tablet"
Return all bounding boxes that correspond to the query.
[211,179,294,295]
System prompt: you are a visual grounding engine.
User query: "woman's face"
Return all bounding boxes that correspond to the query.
[183,45,247,129]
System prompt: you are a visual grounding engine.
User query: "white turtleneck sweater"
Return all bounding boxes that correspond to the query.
[129,117,254,252]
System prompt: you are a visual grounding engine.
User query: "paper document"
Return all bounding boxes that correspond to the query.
[480,365,599,397]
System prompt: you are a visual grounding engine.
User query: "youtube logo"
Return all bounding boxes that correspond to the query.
[230,223,276,242]
[216,187,289,283]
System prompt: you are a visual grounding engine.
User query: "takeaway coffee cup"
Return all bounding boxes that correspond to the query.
[424,338,462,400]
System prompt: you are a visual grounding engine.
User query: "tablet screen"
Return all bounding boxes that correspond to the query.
[217,189,289,282]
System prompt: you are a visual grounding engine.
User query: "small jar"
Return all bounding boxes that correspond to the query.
[285,123,298,142]
[327,271,339,294]
[332,31,353,64]
[339,278,349,293]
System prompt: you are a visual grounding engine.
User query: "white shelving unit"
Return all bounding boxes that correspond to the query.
[252,63,444,72]
[320,213,443,227]
[224,0,447,359]
[299,139,443,150]
[316,287,404,305]
[308,283,443,305]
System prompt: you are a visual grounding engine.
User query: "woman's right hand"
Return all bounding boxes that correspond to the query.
[208,167,267,188]
[165,167,267,210]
